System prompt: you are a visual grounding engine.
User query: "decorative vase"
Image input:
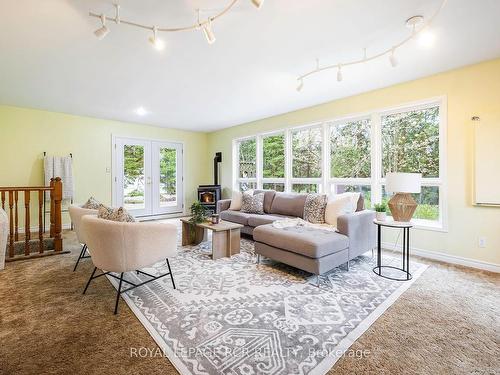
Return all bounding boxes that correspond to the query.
[376,212,387,221]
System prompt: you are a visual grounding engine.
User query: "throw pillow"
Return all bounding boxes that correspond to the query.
[82,196,101,209]
[240,192,264,214]
[335,192,361,212]
[324,194,358,226]
[228,190,243,211]
[303,194,328,224]
[98,205,136,222]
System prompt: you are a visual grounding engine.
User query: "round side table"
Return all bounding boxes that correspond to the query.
[373,219,413,281]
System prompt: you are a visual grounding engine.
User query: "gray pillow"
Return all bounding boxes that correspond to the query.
[98,205,136,222]
[241,192,265,214]
[303,194,328,224]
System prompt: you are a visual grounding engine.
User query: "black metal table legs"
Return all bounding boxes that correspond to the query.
[373,224,412,281]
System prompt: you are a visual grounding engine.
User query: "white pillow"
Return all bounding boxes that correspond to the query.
[324,192,360,226]
[228,191,243,211]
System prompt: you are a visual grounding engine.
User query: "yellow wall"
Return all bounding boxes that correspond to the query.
[0,106,210,224]
[207,58,500,266]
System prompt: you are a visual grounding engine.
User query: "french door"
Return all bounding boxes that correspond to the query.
[114,137,183,217]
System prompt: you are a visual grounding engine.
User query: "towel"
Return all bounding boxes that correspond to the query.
[43,155,74,200]
[272,218,337,232]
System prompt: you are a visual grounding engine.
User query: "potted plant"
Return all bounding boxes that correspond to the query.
[374,203,387,221]
[188,201,207,240]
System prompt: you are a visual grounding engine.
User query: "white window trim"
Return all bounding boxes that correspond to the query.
[232,96,447,231]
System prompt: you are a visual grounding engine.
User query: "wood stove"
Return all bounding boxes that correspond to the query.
[197,152,222,214]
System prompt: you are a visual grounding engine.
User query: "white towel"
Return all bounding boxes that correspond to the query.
[43,155,74,200]
[272,218,337,232]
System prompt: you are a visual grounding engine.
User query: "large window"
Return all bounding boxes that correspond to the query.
[233,99,446,230]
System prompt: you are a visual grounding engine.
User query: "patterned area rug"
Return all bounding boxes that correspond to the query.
[107,228,427,375]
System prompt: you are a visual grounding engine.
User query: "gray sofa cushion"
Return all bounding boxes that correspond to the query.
[220,210,253,225]
[254,224,349,259]
[247,213,294,227]
[270,192,308,218]
[253,189,276,213]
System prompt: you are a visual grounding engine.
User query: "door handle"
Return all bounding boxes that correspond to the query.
[146,176,152,185]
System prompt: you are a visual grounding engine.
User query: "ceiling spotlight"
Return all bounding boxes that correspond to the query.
[296,79,304,92]
[406,15,424,33]
[251,0,264,9]
[94,14,110,40]
[135,107,148,116]
[337,65,343,82]
[418,29,436,47]
[389,48,398,67]
[149,26,165,51]
[202,18,216,44]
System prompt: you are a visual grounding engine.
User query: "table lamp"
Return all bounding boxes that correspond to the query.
[385,172,421,222]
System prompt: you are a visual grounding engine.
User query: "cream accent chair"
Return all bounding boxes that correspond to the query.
[68,204,98,271]
[0,208,8,271]
[81,215,178,314]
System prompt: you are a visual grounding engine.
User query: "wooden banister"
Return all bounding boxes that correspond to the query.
[0,178,65,261]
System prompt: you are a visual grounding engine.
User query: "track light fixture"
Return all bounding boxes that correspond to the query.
[296,79,304,92]
[94,14,110,40]
[90,1,263,48]
[202,18,216,45]
[389,48,398,67]
[296,0,447,90]
[149,26,165,51]
[251,0,264,9]
[336,65,343,82]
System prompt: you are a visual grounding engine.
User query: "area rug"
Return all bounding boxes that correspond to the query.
[107,232,427,375]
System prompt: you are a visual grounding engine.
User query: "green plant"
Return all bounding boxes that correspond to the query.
[373,202,387,213]
[188,201,207,240]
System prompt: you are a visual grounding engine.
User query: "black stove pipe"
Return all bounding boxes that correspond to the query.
[214,152,222,185]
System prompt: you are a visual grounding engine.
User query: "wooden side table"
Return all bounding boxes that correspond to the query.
[180,218,243,260]
[373,219,413,281]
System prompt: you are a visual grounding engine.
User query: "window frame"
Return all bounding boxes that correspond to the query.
[232,96,447,231]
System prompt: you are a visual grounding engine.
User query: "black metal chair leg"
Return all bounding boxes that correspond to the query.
[83,267,97,294]
[166,259,176,289]
[73,244,87,272]
[114,273,124,315]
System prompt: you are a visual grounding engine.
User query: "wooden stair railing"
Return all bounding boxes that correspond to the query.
[0,177,65,261]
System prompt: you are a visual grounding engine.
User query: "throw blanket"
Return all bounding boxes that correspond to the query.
[272,218,337,232]
[44,156,74,200]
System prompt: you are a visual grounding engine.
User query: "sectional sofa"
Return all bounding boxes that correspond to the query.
[217,190,376,284]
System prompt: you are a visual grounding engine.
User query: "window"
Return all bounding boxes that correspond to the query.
[233,98,446,230]
[380,105,442,225]
[330,118,371,178]
[235,137,257,192]
[292,127,322,178]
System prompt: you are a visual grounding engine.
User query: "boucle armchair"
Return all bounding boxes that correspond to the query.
[68,204,98,271]
[81,215,178,314]
[0,208,8,271]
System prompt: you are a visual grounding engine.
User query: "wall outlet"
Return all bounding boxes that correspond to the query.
[105,167,111,173]
[478,237,487,248]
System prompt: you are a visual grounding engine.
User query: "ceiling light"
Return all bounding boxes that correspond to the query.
[296,79,304,92]
[418,29,436,47]
[251,0,264,9]
[94,14,109,40]
[337,65,343,82]
[389,48,398,67]
[149,26,165,51]
[135,107,148,116]
[405,15,424,33]
[202,18,216,44]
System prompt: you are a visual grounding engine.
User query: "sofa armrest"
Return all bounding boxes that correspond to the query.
[217,199,232,213]
[337,210,376,259]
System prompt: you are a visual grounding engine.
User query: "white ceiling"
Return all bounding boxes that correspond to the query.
[1,0,499,132]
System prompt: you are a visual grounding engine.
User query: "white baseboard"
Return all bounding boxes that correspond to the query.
[381,241,500,273]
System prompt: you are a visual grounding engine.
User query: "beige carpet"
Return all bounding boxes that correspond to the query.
[0,229,498,375]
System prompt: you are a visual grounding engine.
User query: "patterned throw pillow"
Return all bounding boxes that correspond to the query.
[81,196,101,210]
[98,205,136,222]
[240,192,265,214]
[303,194,328,224]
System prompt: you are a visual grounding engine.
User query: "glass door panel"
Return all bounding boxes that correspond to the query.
[152,141,183,214]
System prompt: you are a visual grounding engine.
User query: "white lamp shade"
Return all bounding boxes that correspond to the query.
[385,172,421,193]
